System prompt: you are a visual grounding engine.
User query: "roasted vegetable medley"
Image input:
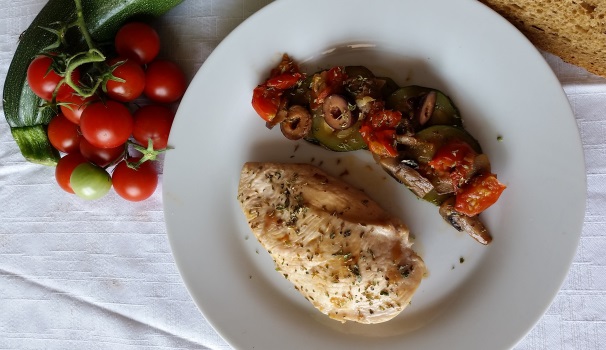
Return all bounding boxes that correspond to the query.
[251,54,506,244]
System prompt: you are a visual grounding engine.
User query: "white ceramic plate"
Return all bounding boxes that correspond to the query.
[163,0,586,349]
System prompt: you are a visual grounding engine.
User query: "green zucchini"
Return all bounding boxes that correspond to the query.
[387,86,462,128]
[2,0,183,166]
[406,125,482,164]
[307,109,367,152]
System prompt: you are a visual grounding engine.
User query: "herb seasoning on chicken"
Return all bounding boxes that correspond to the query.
[238,162,425,324]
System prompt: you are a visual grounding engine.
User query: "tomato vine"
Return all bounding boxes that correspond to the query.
[27,0,187,201]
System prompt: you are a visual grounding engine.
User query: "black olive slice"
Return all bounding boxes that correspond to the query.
[322,94,357,130]
[280,105,312,140]
[417,91,437,126]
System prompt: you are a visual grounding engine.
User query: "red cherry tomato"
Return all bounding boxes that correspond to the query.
[132,105,174,149]
[80,100,134,149]
[47,113,82,153]
[265,72,302,90]
[251,85,282,122]
[114,22,160,65]
[105,58,146,102]
[112,159,158,201]
[55,152,87,193]
[368,108,402,129]
[144,60,187,103]
[359,125,398,158]
[310,66,347,106]
[251,54,302,122]
[428,140,477,190]
[27,56,80,101]
[358,106,402,158]
[58,93,97,125]
[79,138,125,167]
[455,172,507,216]
[270,53,300,77]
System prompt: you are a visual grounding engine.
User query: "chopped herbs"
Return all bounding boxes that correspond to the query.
[238,162,426,323]
[348,264,361,280]
[398,264,412,278]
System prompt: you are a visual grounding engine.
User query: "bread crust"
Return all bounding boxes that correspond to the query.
[479,0,606,77]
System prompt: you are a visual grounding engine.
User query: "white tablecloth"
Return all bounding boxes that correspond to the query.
[1,1,604,349]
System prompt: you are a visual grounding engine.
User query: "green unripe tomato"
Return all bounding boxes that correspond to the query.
[70,162,112,200]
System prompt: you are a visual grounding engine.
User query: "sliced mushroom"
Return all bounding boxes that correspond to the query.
[416,91,437,126]
[395,118,416,137]
[377,157,435,198]
[430,172,456,195]
[266,96,289,130]
[452,153,493,189]
[395,134,418,147]
[401,159,419,168]
[438,197,492,245]
[322,94,357,130]
[472,154,492,176]
[280,105,312,140]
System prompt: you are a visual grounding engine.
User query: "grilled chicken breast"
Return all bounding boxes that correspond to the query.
[237,162,425,324]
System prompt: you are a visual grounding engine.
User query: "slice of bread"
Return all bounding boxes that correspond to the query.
[479,0,606,78]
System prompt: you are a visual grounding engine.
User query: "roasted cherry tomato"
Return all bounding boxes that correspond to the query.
[428,140,477,190]
[114,22,160,65]
[132,104,174,149]
[359,124,398,158]
[368,108,402,129]
[270,53,300,76]
[55,152,87,194]
[80,100,134,149]
[455,172,507,216]
[358,106,401,158]
[310,66,347,106]
[251,85,282,122]
[265,72,302,90]
[112,159,158,202]
[251,54,304,121]
[47,113,82,153]
[144,60,187,103]
[105,58,146,102]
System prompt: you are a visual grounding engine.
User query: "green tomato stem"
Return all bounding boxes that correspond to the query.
[73,0,96,51]
[127,139,170,170]
[104,144,128,170]
[64,49,106,98]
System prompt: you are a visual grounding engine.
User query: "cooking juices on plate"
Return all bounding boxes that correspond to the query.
[251,54,506,245]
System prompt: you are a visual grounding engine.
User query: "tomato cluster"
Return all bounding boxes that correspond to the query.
[27,22,187,201]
